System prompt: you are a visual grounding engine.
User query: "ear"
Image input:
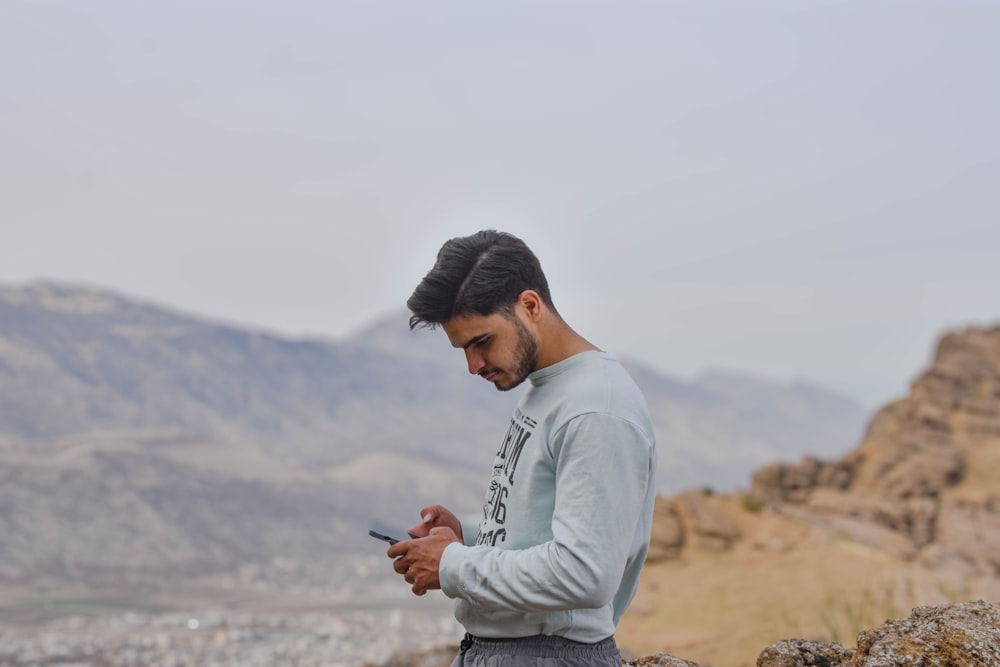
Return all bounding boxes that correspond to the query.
[518,290,543,322]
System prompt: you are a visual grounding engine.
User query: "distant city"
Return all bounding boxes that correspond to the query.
[0,555,463,667]
[0,607,461,667]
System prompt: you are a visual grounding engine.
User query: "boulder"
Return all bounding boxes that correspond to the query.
[851,599,1000,666]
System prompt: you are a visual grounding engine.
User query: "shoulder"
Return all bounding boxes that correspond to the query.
[545,352,653,433]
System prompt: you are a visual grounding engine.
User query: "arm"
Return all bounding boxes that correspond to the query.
[438,413,654,612]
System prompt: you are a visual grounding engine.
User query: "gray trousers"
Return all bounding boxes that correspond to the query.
[450,634,622,667]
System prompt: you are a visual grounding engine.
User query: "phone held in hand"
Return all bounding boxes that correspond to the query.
[369,525,422,544]
[369,529,404,545]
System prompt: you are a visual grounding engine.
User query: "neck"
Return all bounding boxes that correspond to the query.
[535,317,600,370]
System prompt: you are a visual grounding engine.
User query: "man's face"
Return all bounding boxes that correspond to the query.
[442,311,539,391]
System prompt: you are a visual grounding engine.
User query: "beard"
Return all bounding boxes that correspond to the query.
[493,316,539,392]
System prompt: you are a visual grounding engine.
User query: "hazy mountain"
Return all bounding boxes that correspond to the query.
[0,281,866,593]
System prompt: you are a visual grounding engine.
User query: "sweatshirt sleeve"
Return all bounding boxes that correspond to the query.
[460,515,480,547]
[438,412,654,612]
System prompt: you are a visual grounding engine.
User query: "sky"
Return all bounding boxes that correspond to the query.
[2,0,998,408]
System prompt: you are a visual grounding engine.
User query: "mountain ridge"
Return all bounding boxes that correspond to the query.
[0,279,867,596]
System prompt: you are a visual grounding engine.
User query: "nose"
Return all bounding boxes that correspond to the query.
[465,349,486,375]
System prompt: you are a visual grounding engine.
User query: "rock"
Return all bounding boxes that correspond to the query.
[646,491,742,560]
[803,490,939,551]
[623,654,701,667]
[815,457,856,490]
[747,326,1000,576]
[868,439,965,500]
[756,601,1000,667]
[751,457,824,504]
[925,499,1000,576]
[803,511,919,559]
[647,496,685,562]
[672,490,742,551]
[756,638,854,666]
[850,600,1000,666]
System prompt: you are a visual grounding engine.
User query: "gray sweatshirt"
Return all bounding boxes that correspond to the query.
[439,351,657,643]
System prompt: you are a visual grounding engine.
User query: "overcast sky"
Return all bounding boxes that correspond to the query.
[2,1,998,408]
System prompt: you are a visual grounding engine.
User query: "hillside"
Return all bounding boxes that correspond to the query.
[0,280,865,600]
[617,325,1000,667]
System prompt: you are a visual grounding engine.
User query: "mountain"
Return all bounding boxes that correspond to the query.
[627,364,867,494]
[0,281,866,599]
[616,324,1000,667]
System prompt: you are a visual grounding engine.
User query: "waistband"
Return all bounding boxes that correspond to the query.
[460,633,618,658]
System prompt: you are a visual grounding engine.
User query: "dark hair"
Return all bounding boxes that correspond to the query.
[407,230,556,329]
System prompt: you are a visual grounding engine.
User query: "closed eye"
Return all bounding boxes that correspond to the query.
[462,334,491,351]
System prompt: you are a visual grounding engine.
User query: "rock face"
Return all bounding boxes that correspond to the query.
[748,327,1000,575]
[631,326,1000,667]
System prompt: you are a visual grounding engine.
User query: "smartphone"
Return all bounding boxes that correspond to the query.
[368,529,405,545]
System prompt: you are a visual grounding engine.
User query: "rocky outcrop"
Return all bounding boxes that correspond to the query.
[756,600,1000,667]
[748,326,1000,575]
[646,328,1000,572]
[630,327,1000,666]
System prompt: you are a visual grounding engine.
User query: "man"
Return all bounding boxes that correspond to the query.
[387,230,657,666]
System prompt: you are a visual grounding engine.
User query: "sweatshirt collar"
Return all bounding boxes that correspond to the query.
[528,350,610,387]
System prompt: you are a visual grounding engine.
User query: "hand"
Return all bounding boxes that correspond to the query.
[387,527,461,596]
[407,504,463,541]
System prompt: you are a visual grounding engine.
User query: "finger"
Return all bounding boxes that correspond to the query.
[406,521,430,538]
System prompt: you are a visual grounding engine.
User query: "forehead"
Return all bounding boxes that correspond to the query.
[442,312,512,348]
